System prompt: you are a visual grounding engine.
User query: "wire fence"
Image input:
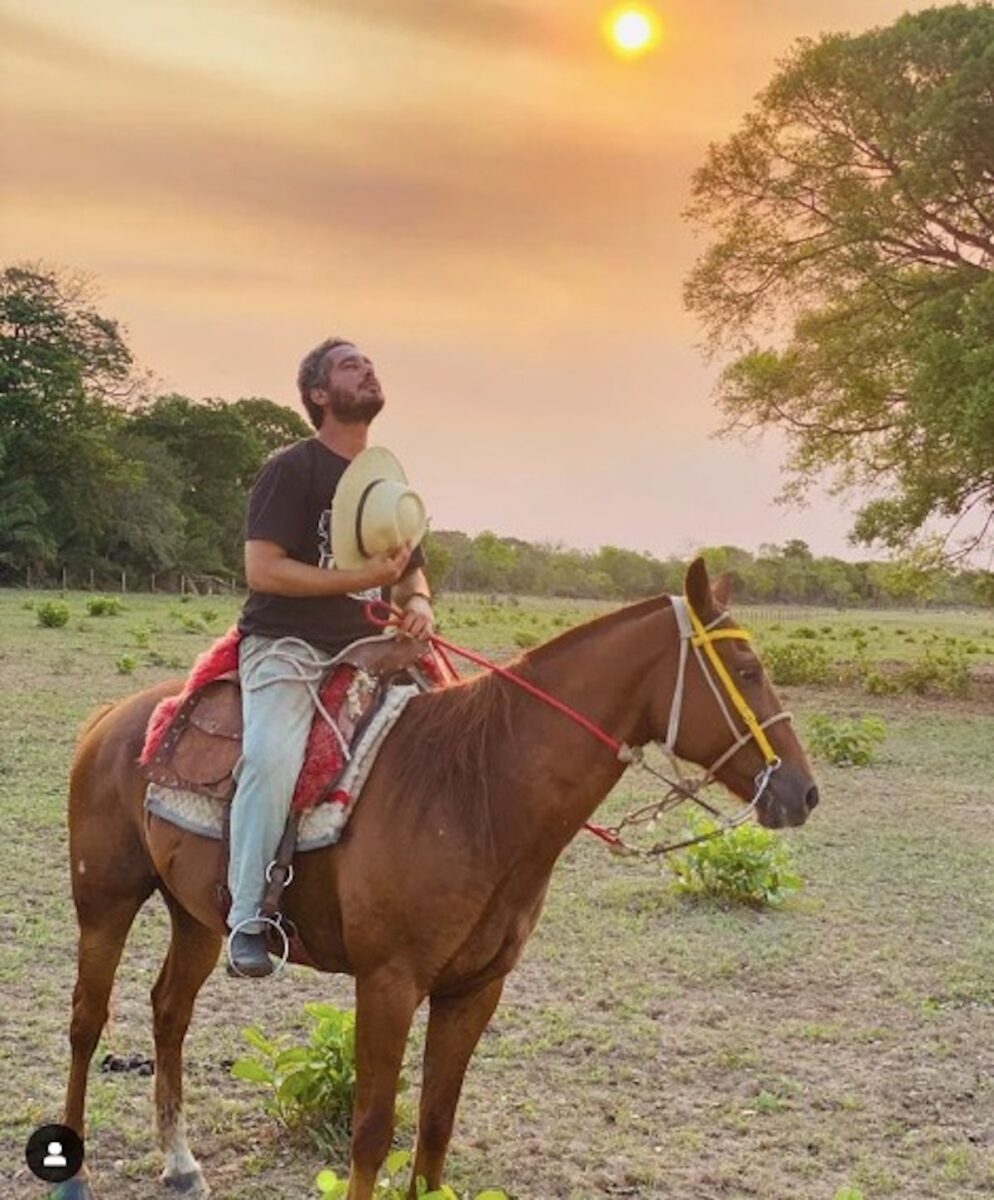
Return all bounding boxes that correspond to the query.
[16,567,244,596]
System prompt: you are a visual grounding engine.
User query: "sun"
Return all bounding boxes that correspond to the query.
[603,5,662,58]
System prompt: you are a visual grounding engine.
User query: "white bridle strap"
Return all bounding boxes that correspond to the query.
[659,594,790,777]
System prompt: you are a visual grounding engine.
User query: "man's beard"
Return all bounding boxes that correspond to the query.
[327,385,385,426]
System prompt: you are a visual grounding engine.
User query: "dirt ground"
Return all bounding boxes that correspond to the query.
[1,593,992,1199]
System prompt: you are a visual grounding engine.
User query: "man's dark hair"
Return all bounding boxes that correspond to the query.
[297,337,352,429]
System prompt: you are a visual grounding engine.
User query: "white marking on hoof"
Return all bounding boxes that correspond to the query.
[160,1113,206,1193]
[162,1169,210,1196]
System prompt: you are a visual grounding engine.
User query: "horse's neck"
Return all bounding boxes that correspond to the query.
[505,602,676,860]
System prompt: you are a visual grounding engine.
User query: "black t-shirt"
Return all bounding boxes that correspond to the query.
[238,438,425,654]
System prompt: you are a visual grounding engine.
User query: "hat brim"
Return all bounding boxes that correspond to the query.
[330,446,425,571]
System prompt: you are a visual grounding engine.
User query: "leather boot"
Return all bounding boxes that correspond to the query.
[227,928,274,978]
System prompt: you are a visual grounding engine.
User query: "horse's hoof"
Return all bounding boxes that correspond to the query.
[50,1179,95,1200]
[162,1168,210,1196]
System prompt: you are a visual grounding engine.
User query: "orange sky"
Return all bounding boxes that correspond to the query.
[1,0,937,559]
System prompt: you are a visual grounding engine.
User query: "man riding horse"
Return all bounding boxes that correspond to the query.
[227,337,435,977]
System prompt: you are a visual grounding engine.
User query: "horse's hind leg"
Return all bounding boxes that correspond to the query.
[152,895,221,1196]
[60,887,155,1199]
[409,977,505,1197]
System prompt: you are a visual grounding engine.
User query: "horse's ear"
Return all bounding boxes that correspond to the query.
[713,572,733,608]
[684,557,713,615]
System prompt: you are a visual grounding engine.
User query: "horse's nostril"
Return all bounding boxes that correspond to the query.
[805,785,820,812]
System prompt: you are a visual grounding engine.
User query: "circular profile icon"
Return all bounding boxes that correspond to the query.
[25,1123,84,1184]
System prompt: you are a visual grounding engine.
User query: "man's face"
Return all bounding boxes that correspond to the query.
[314,343,385,426]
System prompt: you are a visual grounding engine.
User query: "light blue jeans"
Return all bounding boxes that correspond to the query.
[227,634,329,933]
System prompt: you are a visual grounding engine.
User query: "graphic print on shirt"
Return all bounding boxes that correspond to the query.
[317,507,380,601]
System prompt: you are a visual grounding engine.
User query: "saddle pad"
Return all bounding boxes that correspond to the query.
[145,682,419,850]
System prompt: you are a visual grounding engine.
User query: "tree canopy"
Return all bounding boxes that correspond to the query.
[0,264,311,580]
[684,4,994,562]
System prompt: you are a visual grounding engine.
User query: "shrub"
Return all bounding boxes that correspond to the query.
[788,625,818,640]
[36,600,70,628]
[898,641,970,697]
[863,671,897,697]
[513,630,539,648]
[669,815,802,907]
[86,595,123,617]
[231,1002,395,1157]
[316,1154,507,1199]
[807,714,886,767]
[130,627,151,648]
[21,599,35,610]
[762,641,830,686]
[116,655,138,675]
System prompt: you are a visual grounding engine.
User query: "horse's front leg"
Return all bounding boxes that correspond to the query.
[347,970,420,1200]
[409,977,505,1197]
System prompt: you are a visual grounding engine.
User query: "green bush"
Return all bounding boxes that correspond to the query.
[807,714,886,767]
[232,1002,395,1157]
[36,600,70,628]
[897,641,970,697]
[762,640,830,685]
[513,630,539,648]
[788,625,818,640]
[86,595,123,617]
[116,655,138,675]
[863,670,897,697]
[669,815,802,908]
[316,1153,507,1199]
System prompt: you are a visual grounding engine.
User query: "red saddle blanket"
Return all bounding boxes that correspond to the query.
[140,627,448,812]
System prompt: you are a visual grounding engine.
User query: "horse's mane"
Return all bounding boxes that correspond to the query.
[384,594,671,856]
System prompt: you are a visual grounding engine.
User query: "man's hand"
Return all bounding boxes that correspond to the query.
[398,593,434,641]
[358,541,413,590]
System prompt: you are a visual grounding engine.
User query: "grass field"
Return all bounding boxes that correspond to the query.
[1,589,992,1199]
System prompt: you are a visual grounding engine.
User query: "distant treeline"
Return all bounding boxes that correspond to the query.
[423,532,993,608]
[2,264,991,609]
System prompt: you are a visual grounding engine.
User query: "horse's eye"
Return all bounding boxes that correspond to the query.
[738,667,761,683]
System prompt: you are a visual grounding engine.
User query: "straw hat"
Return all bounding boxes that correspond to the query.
[330,446,428,570]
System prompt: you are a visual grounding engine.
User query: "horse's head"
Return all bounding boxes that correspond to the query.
[649,557,819,829]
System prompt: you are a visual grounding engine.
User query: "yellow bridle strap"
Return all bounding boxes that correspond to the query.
[685,599,779,765]
[693,628,753,644]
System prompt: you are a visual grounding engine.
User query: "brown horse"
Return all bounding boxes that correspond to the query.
[57,559,818,1200]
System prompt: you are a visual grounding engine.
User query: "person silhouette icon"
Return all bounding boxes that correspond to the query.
[25,1123,83,1183]
[44,1141,68,1168]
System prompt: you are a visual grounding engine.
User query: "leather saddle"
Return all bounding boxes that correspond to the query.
[142,635,428,802]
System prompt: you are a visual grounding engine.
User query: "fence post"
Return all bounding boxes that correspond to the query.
[121,570,126,594]
[89,567,95,590]
[151,573,156,593]
[62,566,68,593]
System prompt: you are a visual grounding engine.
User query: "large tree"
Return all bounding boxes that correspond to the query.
[0,265,140,575]
[683,4,994,561]
[128,395,310,575]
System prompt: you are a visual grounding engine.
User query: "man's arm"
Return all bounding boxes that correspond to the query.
[245,539,411,597]
[390,566,434,640]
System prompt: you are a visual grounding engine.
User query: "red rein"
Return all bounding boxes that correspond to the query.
[363,600,626,847]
